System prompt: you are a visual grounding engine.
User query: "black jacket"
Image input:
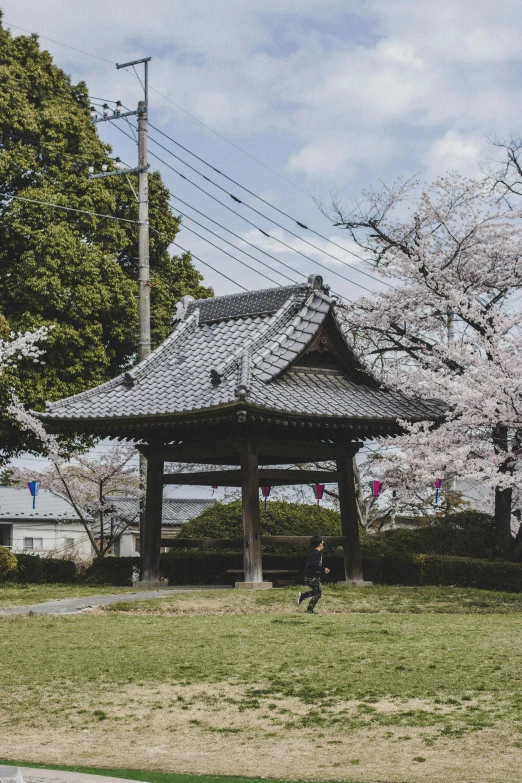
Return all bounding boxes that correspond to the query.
[304,548,326,578]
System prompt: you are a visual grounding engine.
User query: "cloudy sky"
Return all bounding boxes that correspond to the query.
[4,0,521,479]
[4,0,521,303]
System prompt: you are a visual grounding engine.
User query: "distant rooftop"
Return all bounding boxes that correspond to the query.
[0,487,82,521]
[108,497,216,527]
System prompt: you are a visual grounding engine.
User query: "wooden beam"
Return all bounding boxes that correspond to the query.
[337,447,364,581]
[162,538,243,549]
[141,451,164,582]
[162,536,346,548]
[240,442,264,583]
[154,439,361,465]
[162,469,340,486]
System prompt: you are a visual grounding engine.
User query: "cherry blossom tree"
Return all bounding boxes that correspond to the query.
[9,400,140,559]
[331,173,522,556]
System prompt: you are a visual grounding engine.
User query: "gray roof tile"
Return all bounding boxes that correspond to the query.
[40,281,445,426]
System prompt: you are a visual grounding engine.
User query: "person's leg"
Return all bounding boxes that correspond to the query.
[307,578,322,610]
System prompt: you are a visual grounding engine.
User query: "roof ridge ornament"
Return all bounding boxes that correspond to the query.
[236,350,251,400]
[171,294,195,325]
[210,295,298,386]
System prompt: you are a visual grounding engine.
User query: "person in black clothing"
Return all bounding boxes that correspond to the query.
[296,535,330,614]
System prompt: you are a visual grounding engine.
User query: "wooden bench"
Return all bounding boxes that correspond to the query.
[225,569,298,587]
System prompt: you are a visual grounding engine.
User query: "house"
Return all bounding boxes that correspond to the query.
[106,497,216,556]
[0,486,92,559]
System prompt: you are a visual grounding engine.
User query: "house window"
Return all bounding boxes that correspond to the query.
[64,538,74,550]
[24,537,43,549]
[134,536,140,553]
[0,525,12,547]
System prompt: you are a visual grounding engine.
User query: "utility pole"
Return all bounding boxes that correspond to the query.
[89,57,151,567]
[136,97,150,360]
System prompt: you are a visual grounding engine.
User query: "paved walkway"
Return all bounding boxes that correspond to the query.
[0,586,231,616]
[21,768,145,783]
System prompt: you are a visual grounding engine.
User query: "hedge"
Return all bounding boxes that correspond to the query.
[416,554,522,592]
[4,548,522,594]
[83,556,139,586]
[9,554,77,584]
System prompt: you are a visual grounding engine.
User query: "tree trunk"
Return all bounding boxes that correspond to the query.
[493,425,513,555]
[337,447,364,581]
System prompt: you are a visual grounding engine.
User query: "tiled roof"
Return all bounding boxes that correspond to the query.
[0,487,83,521]
[107,497,216,527]
[39,279,445,426]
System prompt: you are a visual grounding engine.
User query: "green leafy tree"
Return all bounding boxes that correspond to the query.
[0,16,212,459]
[178,499,342,540]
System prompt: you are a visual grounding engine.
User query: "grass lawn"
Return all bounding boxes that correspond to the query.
[0,583,137,608]
[1,585,522,783]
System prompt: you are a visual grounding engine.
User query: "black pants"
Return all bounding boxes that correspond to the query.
[301,576,322,610]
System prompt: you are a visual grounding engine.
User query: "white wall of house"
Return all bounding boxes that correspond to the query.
[8,520,93,559]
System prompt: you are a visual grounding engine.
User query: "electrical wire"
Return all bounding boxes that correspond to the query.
[176,209,300,286]
[180,223,295,288]
[147,86,310,196]
[168,194,340,293]
[170,241,248,292]
[110,121,340,292]
[4,20,309,197]
[8,195,141,224]
[146,128,390,290]
[147,121,393,285]
[145,146,374,293]
[4,21,115,63]
[151,225,249,291]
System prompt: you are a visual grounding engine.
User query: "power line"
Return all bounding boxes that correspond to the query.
[8,195,141,224]
[169,194,329,290]
[110,121,352,295]
[148,86,309,197]
[147,121,393,284]
[150,228,247,291]
[146,128,389,290]
[4,19,308,198]
[173,242,248,291]
[4,21,115,63]
[180,222,293,288]
[177,209,299,286]
[146,146,374,294]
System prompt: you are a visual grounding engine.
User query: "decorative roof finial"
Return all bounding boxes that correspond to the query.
[171,295,195,325]
[308,274,323,290]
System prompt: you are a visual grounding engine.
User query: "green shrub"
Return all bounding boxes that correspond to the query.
[42,558,77,583]
[11,553,77,584]
[417,554,522,592]
[0,545,17,579]
[83,556,139,586]
[177,499,342,544]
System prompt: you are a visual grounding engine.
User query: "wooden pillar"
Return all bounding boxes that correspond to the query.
[336,446,369,584]
[237,441,271,589]
[140,450,164,584]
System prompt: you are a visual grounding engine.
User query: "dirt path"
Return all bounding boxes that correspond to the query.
[0,586,230,616]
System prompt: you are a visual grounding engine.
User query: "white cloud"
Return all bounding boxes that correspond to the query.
[424,130,486,180]
[4,0,522,188]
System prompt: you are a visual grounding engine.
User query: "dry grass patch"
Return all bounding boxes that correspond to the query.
[2,682,522,783]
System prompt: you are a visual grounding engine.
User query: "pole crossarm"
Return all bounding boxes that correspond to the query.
[162,469,340,486]
[161,536,347,548]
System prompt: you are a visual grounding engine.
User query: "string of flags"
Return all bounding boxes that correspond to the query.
[369,479,382,507]
[27,480,40,510]
[312,483,325,506]
[434,478,442,505]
